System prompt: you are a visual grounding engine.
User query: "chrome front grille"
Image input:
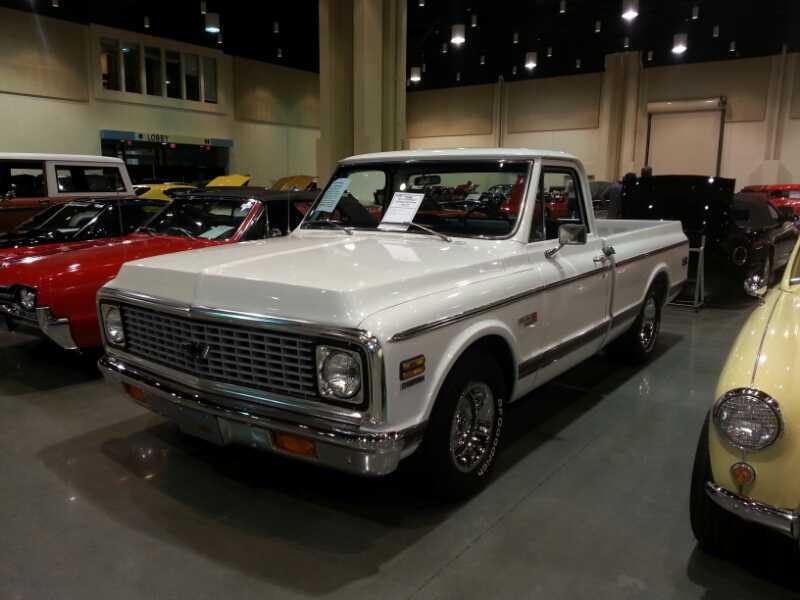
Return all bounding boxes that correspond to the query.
[120,304,318,401]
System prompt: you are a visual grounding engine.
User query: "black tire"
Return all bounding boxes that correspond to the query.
[419,351,506,501]
[690,414,740,555]
[608,283,662,363]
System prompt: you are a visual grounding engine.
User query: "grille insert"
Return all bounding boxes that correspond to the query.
[120,304,318,401]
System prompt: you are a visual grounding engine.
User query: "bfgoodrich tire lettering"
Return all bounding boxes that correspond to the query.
[421,351,506,500]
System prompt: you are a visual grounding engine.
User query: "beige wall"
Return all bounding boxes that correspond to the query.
[407,52,800,187]
[0,8,319,186]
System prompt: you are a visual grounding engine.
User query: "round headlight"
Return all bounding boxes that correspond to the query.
[317,347,361,400]
[714,389,782,452]
[18,288,37,310]
[103,305,125,345]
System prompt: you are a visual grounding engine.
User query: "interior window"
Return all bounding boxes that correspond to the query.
[531,168,586,242]
[100,38,120,91]
[145,47,162,96]
[122,42,141,93]
[184,54,200,101]
[0,161,46,198]
[56,166,125,193]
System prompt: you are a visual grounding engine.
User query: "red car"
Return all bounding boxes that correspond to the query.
[0,189,313,350]
[741,184,800,217]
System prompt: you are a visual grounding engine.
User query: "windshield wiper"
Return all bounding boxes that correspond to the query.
[166,226,197,240]
[382,221,452,243]
[304,220,353,235]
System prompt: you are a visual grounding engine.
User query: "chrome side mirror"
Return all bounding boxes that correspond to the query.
[545,224,587,258]
[744,274,768,300]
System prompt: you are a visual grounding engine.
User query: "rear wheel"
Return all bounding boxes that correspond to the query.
[419,351,506,501]
[608,283,662,363]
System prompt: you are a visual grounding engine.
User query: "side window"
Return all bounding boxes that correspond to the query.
[78,206,121,239]
[0,161,46,198]
[531,167,587,242]
[344,170,386,209]
[56,166,125,193]
[120,202,162,233]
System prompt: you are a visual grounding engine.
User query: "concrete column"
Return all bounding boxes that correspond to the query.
[318,0,354,182]
[598,51,642,181]
[318,0,407,181]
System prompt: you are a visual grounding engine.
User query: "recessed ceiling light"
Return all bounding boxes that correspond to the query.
[595,20,602,33]
[204,12,220,34]
[441,42,448,54]
[525,51,537,70]
[575,58,581,69]
[623,36,630,49]
[451,24,465,46]
[692,5,700,20]
[729,40,737,53]
[672,33,688,55]
[513,31,519,44]
[547,46,553,58]
[622,0,639,22]
[471,14,477,28]
[273,21,280,34]
[713,25,720,38]
[200,1,206,14]
[480,55,486,65]
[559,0,567,14]
[143,15,150,29]
[410,66,422,83]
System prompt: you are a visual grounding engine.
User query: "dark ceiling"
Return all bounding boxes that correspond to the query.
[1,0,798,90]
[0,0,320,72]
[407,0,800,89]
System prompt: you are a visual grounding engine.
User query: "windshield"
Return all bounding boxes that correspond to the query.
[143,197,256,240]
[34,202,108,238]
[303,160,529,238]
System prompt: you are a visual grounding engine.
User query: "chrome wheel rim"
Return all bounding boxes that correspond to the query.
[639,296,658,350]
[449,382,496,473]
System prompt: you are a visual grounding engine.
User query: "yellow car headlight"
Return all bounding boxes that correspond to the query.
[713,388,783,452]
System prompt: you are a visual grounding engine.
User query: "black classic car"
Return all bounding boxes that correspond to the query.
[621,175,798,298]
[0,197,163,250]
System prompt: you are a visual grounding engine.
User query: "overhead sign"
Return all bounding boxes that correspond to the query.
[100,130,233,148]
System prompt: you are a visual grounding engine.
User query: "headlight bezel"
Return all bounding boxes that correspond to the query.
[316,344,364,405]
[713,388,784,452]
[101,303,126,347]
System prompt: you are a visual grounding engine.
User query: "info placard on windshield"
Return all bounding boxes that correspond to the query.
[316,178,350,213]
[378,192,425,231]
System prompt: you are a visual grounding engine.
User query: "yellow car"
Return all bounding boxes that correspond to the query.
[270,175,317,192]
[691,239,800,551]
[133,182,194,201]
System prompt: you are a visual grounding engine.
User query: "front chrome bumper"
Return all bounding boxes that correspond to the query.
[706,482,800,540]
[0,304,77,350]
[99,354,425,477]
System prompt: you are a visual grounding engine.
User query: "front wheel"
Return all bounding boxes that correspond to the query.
[419,351,506,501]
[608,284,662,363]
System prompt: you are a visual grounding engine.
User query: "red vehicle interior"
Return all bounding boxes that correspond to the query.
[741,184,800,216]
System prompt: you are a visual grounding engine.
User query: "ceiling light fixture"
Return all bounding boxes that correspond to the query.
[51,0,59,7]
[217,33,223,44]
[410,66,422,83]
[422,63,427,72]
[513,31,519,44]
[692,5,700,20]
[559,0,566,14]
[277,47,283,59]
[595,20,602,33]
[576,58,581,69]
[672,32,688,55]
[623,36,630,49]
[204,12,220,34]
[471,14,478,28]
[547,46,553,58]
[512,65,517,76]
[418,0,425,6]
[273,21,280,34]
[441,42,448,54]
[200,1,206,14]
[525,51,538,70]
[456,72,461,82]
[451,24,466,45]
[144,15,150,28]
[647,50,653,61]
[480,54,486,65]
[713,25,720,38]
[622,0,639,22]
[729,40,737,53]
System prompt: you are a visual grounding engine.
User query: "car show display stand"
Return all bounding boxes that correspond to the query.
[670,235,706,311]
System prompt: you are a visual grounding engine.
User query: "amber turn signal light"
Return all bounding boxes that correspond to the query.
[124,384,147,404]
[730,462,756,487]
[400,355,426,381]
[272,432,317,458]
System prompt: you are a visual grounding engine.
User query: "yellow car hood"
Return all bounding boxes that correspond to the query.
[206,174,251,187]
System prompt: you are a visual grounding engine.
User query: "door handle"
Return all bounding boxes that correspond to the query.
[593,256,608,264]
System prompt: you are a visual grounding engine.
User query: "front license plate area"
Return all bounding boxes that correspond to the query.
[144,393,225,445]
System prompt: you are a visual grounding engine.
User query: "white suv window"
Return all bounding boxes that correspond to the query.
[56,166,125,193]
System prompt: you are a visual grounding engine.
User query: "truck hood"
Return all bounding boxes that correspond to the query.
[112,232,513,328]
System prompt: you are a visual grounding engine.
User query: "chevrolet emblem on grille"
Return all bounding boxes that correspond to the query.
[181,341,211,363]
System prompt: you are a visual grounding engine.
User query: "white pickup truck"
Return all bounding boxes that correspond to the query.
[98,149,688,498]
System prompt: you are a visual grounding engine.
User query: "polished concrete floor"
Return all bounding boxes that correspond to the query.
[2,304,800,600]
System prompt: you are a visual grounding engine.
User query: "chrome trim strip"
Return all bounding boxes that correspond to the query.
[613,240,690,268]
[609,302,642,329]
[518,319,609,379]
[99,355,425,476]
[389,266,609,343]
[706,482,799,540]
[389,240,688,343]
[98,288,387,425]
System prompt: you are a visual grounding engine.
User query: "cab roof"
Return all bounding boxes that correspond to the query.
[0,152,124,164]
[340,148,578,164]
